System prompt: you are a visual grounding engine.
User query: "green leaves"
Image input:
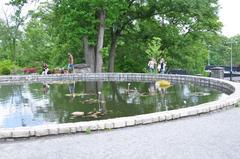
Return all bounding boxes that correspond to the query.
[9,0,27,6]
[0,0,226,74]
[145,37,166,62]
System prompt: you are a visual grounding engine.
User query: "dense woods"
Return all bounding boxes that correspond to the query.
[0,0,240,75]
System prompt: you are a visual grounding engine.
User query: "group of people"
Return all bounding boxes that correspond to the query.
[42,52,74,75]
[42,53,166,75]
[148,58,167,74]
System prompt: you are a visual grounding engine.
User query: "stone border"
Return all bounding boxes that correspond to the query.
[0,73,240,139]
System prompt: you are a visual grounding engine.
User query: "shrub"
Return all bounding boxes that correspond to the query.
[1,67,11,75]
[23,67,37,74]
[0,60,15,75]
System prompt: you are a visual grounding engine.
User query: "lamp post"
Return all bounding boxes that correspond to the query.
[227,40,237,81]
[230,42,233,81]
[208,45,211,66]
[208,49,210,66]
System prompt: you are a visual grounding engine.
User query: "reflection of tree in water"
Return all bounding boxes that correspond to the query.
[148,82,156,96]
[82,82,107,119]
[110,82,126,104]
[0,84,51,128]
[167,83,222,110]
[97,91,106,113]
[0,85,16,102]
[110,82,155,114]
[12,85,27,127]
[96,82,107,116]
[126,83,141,105]
[155,84,168,112]
[87,81,107,114]
[50,81,108,120]
[47,82,79,123]
[43,83,50,94]
[8,84,42,127]
[51,82,226,122]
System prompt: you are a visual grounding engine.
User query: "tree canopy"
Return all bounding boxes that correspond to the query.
[1,0,238,75]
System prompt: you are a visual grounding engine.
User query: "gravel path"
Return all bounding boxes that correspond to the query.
[1,108,240,159]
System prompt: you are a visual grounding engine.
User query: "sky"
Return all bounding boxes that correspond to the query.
[218,0,240,37]
[0,0,240,37]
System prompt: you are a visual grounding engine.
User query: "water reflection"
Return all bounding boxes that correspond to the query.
[161,89,168,111]
[68,82,76,100]
[43,83,49,94]
[97,91,106,116]
[125,83,141,105]
[0,84,50,128]
[148,82,157,96]
[0,82,228,128]
[71,82,108,119]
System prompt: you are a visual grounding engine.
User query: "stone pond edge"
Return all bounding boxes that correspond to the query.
[0,73,240,139]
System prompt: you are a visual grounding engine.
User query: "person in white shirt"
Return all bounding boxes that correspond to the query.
[148,58,156,72]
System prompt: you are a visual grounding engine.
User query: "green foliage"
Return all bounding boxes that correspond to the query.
[105,128,112,131]
[0,0,225,75]
[207,35,240,67]
[115,36,148,73]
[236,102,240,108]
[9,0,27,5]
[1,67,11,75]
[19,18,53,66]
[0,60,15,75]
[101,47,109,71]
[145,37,167,62]
[85,128,91,134]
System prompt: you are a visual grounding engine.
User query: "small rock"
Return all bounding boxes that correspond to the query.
[95,111,101,115]
[72,111,84,116]
[91,114,98,118]
[88,111,93,115]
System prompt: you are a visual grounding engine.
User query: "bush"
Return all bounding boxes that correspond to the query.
[23,67,37,74]
[1,67,11,75]
[0,60,15,75]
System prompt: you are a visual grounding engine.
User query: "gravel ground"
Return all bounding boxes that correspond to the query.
[1,107,240,159]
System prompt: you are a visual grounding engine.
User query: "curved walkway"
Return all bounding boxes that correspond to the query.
[1,107,240,159]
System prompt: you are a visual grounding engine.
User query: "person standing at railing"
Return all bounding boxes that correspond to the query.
[42,63,49,75]
[157,58,167,74]
[68,53,74,73]
[148,58,156,73]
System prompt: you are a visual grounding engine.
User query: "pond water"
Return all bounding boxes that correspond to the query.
[0,81,228,128]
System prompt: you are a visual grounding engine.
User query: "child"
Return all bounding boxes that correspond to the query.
[42,63,49,75]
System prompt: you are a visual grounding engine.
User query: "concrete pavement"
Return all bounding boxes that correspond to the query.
[1,107,240,159]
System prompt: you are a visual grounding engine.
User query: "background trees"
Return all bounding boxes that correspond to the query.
[1,0,239,74]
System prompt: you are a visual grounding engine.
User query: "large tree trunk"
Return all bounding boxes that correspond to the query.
[83,36,90,64]
[83,36,95,72]
[88,47,95,72]
[108,31,118,72]
[95,9,105,73]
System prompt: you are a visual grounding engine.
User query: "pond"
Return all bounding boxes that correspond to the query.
[0,81,228,128]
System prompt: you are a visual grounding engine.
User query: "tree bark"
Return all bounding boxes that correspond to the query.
[88,47,95,72]
[108,31,118,72]
[83,36,95,72]
[95,9,105,72]
[83,36,89,64]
